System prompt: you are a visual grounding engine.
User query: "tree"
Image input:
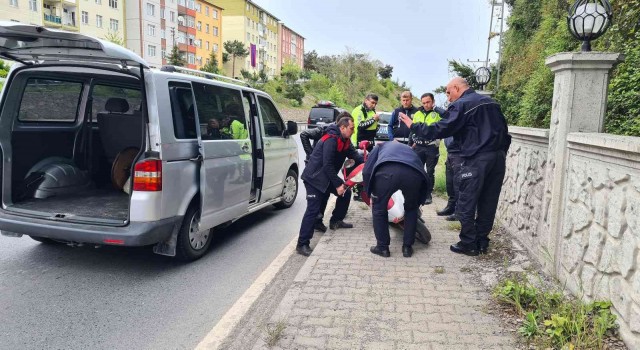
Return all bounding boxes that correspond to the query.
[222,52,230,64]
[200,51,220,74]
[104,31,125,46]
[167,45,186,66]
[280,60,301,84]
[304,50,319,71]
[284,83,305,105]
[378,64,393,79]
[224,40,249,78]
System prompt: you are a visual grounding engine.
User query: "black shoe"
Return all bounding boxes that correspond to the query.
[330,221,353,230]
[437,205,455,216]
[370,246,390,258]
[314,222,327,233]
[296,244,313,256]
[450,242,479,256]
[445,214,458,221]
[478,242,489,255]
[402,245,413,258]
[423,194,433,205]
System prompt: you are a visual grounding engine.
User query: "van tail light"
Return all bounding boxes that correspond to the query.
[133,159,162,191]
[307,116,311,125]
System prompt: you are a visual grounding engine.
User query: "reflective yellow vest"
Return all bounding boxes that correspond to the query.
[351,105,378,144]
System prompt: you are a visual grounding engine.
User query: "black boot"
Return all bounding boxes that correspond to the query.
[330,221,353,230]
[423,193,433,205]
[296,244,313,256]
[370,246,390,257]
[445,214,458,221]
[314,221,327,233]
[437,205,455,216]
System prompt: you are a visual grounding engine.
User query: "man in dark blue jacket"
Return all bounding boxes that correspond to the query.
[296,116,364,256]
[363,141,429,258]
[399,77,511,256]
[387,91,418,143]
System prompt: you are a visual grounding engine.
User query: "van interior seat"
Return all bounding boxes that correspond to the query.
[97,97,143,163]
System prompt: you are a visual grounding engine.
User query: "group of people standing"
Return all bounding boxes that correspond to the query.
[296,77,511,258]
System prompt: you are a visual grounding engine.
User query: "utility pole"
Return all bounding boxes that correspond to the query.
[496,0,505,89]
[171,27,176,48]
[485,0,496,68]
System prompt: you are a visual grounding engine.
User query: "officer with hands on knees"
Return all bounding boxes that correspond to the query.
[399,77,511,256]
[363,141,430,258]
[296,114,364,256]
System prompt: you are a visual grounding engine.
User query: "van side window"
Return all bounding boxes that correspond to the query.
[258,96,284,137]
[169,82,197,139]
[18,78,83,123]
[91,84,141,121]
[192,82,248,140]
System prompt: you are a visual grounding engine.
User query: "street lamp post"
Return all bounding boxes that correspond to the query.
[475,67,491,90]
[567,0,613,52]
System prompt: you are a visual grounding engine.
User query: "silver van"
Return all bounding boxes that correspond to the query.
[0,23,299,260]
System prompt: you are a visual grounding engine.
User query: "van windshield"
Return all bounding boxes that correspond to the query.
[310,108,334,120]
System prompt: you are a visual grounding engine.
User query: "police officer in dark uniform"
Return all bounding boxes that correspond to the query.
[299,124,330,232]
[362,141,430,258]
[296,115,364,256]
[399,77,511,256]
[387,91,418,144]
[437,136,463,221]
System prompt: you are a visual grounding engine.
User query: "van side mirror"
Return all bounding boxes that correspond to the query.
[285,121,298,136]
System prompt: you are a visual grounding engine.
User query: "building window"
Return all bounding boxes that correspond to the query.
[161,49,166,58]
[96,15,103,28]
[160,29,165,38]
[213,9,218,19]
[148,45,156,57]
[246,32,250,41]
[194,2,200,12]
[81,11,88,24]
[186,16,194,28]
[147,24,155,36]
[108,0,116,9]
[187,0,194,9]
[213,43,218,52]
[246,3,249,11]
[146,3,155,16]
[95,0,100,4]
[9,0,18,7]
[169,11,175,22]
[160,8,165,19]
[213,26,218,36]
[205,41,209,50]
[188,53,195,64]
[196,21,201,31]
[109,18,118,31]
[205,24,209,33]
[28,0,37,12]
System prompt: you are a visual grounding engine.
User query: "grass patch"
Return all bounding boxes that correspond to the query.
[435,266,445,274]
[494,276,619,349]
[447,222,462,231]
[261,320,287,348]
[433,143,448,195]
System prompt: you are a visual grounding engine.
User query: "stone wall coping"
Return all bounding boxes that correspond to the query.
[567,132,640,154]
[508,126,550,139]
[545,52,624,73]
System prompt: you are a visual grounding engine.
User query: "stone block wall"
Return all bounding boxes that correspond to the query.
[498,127,550,263]
[498,130,640,348]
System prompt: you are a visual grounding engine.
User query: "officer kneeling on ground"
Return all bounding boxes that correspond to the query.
[363,141,430,258]
[296,115,364,256]
[399,77,511,256]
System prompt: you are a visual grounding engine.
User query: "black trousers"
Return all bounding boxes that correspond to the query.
[456,151,506,249]
[371,163,426,248]
[298,182,351,246]
[414,145,439,195]
[445,153,463,208]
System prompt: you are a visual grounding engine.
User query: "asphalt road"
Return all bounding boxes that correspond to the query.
[0,136,307,350]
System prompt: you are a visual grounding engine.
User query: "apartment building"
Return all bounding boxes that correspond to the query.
[126,0,167,67]
[215,0,280,78]
[278,23,304,70]
[2,0,125,42]
[193,0,223,70]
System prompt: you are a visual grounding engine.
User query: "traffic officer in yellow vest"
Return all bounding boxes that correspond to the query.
[351,94,380,150]
[404,93,443,205]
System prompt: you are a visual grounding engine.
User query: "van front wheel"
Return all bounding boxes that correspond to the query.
[175,205,212,261]
[274,169,298,209]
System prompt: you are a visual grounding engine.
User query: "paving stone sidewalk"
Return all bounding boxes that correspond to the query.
[253,196,517,350]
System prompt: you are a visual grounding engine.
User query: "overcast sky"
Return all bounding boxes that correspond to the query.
[253,0,507,106]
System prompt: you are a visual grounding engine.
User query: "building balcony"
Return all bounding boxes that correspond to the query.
[43,13,62,25]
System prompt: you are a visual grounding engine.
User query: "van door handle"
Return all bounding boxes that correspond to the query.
[190,154,203,162]
[241,144,251,153]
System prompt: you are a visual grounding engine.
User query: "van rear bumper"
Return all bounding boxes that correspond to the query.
[0,210,182,246]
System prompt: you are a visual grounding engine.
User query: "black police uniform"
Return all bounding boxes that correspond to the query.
[298,125,364,248]
[442,137,463,215]
[300,125,331,228]
[409,89,511,252]
[389,105,418,143]
[362,142,429,249]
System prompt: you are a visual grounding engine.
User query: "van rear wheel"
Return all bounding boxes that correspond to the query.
[175,205,212,261]
[274,169,298,209]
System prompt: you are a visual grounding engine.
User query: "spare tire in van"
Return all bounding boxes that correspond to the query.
[24,157,92,199]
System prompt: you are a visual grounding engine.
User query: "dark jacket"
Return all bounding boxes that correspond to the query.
[362,141,430,204]
[301,124,364,193]
[388,105,418,141]
[300,125,328,158]
[410,89,511,158]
